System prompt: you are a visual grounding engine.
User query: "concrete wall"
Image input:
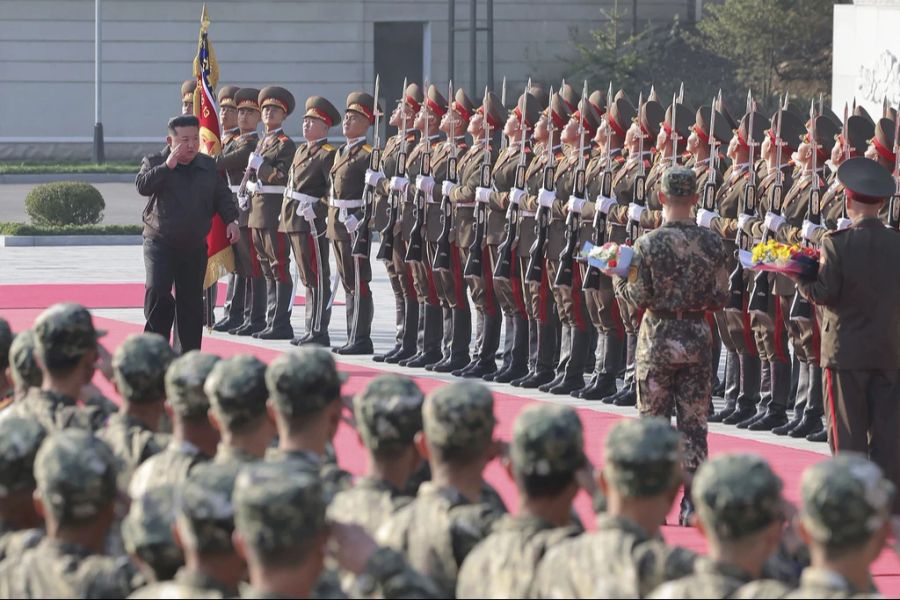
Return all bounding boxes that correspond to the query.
[0,0,690,160]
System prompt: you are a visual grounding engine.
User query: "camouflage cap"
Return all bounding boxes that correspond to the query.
[112,333,175,404]
[801,453,895,548]
[354,374,424,454]
[661,165,697,198]
[205,354,268,430]
[266,347,346,417]
[0,317,11,369]
[603,417,683,497]
[33,303,106,365]
[0,416,46,496]
[693,454,784,541]
[165,351,220,418]
[8,329,43,391]
[511,404,586,478]
[122,484,183,575]
[423,381,495,454]
[234,462,326,555]
[35,429,118,523]
[176,462,238,553]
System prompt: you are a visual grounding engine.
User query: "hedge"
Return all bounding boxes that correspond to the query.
[0,222,142,236]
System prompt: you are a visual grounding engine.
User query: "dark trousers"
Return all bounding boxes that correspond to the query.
[143,237,207,353]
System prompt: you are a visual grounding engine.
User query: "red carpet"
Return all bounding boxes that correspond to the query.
[3,306,899,593]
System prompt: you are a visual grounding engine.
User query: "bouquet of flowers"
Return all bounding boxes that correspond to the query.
[739,240,819,280]
[581,241,634,277]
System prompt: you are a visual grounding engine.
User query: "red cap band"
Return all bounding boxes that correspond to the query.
[846,189,885,204]
[693,124,709,145]
[873,136,896,165]
[349,103,374,124]
[307,107,333,127]
[608,113,626,139]
[453,101,471,122]
[405,96,421,112]
[426,97,447,117]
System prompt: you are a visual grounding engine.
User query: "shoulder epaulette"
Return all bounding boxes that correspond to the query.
[614,154,626,163]
[278,132,289,142]
[363,144,373,152]
[322,143,335,152]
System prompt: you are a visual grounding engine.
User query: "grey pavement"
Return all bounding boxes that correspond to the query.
[0,182,143,225]
[0,241,828,455]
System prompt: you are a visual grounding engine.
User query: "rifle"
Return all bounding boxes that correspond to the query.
[404,81,431,263]
[583,81,616,292]
[701,98,719,213]
[554,80,589,288]
[841,102,851,220]
[726,90,758,312]
[352,74,381,258]
[890,102,900,230]
[625,91,646,246]
[375,78,409,262]
[789,101,820,321]
[464,86,493,278]
[494,80,532,281]
[499,77,508,152]
[525,86,557,283]
[749,104,784,315]
[670,92,681,165]
[433,80,459,272]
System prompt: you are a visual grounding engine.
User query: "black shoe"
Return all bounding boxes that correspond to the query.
[773,414,803,436]
[257,327,295,341]
[806,428,828,443]
[613,390,637,406]
[678,496,695,527]
[251,327,273,339]
[463,363,497,379]
[549,377,586,395]
[708,404,736,423]
[712,380,725,398]
[433,357,470,373]
[518,370,555,389]
[336,339,374,355]
[736,410,767,429]
[452,360,478,377]
[405,351,443,368]
[579,375,619,400]
[539,372,566,393]
[570,376,596,399]
[424,357,448,372]
[722,406,756,425]
[373,344,402,363]
[398,352,422,367]
[235,322,266,337]
[482,365,507,382]
[510,370,534,387]
[601,388,626,404]
[386,348,416,364]
[493,366,528,384]
[789,415,824,438]
[213,317,241,332]
[748,411,788,431]
[291,332,313,346]
[297,333,330,347]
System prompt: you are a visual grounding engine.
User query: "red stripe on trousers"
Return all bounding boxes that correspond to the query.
[248,229,263,279]
[825,367,839,450]
[482,246,498,317]
[403,262,419,302]
[306,233,318,280]
[509,244,527,319]
[773,294,788,364]
[741,295,758,356]
[424,262,439,305]
[571,265,588,331]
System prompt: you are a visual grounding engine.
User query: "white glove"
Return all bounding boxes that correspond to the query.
[836,217,853,231]
[627,203,645,223]
[344,214,360,234]
[416,174,435,195]
[297,203,316,223]
[475,187,492,204]
[596,195,617,215]
[567,196,586,214]
[238,196,250,211]
[509,188,527,206]
[696,208,719,229]
[801,219,824,241]
[390,176,409,192]
[364,169,384,188]
[247,152,263,171]
[764,211,786,234]
[737,213,753,232]
[538,188,556,208]
[442,180,458,197]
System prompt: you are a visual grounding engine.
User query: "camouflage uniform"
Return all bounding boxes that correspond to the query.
[129,351,220,498]
[0,430,144,597]
[0,417,46,561]
[122,484,183,582]
[376,381,507,598]
[99,333,174,491]
[6,329,43,400]
[456,404,587,599]
[236,461,440,599]
[533,418,697,598]
[207,354,271,465]
[613,167,730,473]
[0,318,12,403]
[265,347,353,501]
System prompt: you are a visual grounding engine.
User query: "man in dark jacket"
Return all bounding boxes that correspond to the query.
[136,115,240,352]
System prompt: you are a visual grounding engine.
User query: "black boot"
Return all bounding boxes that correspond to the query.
[732,353,762,427]
[747,360,788,430]
[613,383,637,406]
[388,299,419,364]
[788,354,801,409]
[549,328,590,394]
[791,364,824,437]
[406,304,444,368]
[678,486,695,527]
[710,325,723,397]
[462,312,501,378]
[578,332,623,400]
[513,319,556,388]
[214,274,247,332]
[252,279,278,338]
[602,332,636,403]
[710,351,741,421]
[398,303,426,366]
[426,307,455,371]
[485,314,516,382]
[433,309,472,373]
[232,277,267,336]
[257,281,295,340]
[291,287,314,346]
[493,316,529,383]
[806,428,828,443]
[539,324,570,392]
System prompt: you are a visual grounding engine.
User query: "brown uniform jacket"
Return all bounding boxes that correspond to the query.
[547,148,582,260]
[606,153,654,235]
[488,144,529,245]
[247,129,296,229]
[517,143,560,258]
[401,135,442,241]
[796,217,900,370]
[327,139,371,241]
[373,131,417,232]
[451,141,493,249]
[215,130,258,227]
[279,139,337,234]
[425,137,466,243]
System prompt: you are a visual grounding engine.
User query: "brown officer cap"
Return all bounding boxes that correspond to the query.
[548,92,573,131]
[452,88,475,122]
[664,102,693,143]
[512,92,541,129]
[715,94,739,130]
[346,91,376,124]
[607,98,636,140]
[404,83,423,112]
[589,90,606,115]
[766,109,806,154]
[573,99,602,137]
[837,156,895,203]
[614,89,632,105]
[181,80,197,103]
[637,99,665,140]
[806,116,839,160]
[481,91,506,131]
[853,104,874,128]
[736,110,771,149]
[694,106,732,146]
[820,103,841,129]
[304,96,341,128]
[424,84,447,117]
[217,85,240,109]
[871,117,896,164]
[259,86,295,116]
[844,115,875,157]
[530,84,550,110]
[559,83,581,113]
[235,88,261,111]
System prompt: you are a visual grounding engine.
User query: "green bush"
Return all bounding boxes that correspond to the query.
[0,222,141,236]
[24,181,105,226]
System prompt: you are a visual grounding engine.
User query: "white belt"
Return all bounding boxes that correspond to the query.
[289,191,320,204]
[248,181,285,195]
[456,201,476,207]
[520,210,537,218]
[330,198,364,209]
[426,198,441,205]
[229,185,241,193]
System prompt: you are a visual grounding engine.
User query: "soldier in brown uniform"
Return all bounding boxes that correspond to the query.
[242,86,297,340]
[181,80,196,116]
[573,96,634,399]
[367,83,422,364]
[328,91,376,355]
[214,87,261,335]
[280,96,340,347]
[793,157,900,505]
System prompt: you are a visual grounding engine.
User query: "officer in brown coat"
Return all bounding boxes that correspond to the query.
[794,157,900,507]
[181,80,196,115]
[328,91,376,355]
[281,96,340,347]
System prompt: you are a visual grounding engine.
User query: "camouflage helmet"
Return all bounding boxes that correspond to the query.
[35,430,118,524]
[122,484,183,579]
[112,333,175,404]
[266,346,346,417]
[661,165,696,198]
[693,454,784,541]
[33,303,106,366]
[801,453,895,548]
[604,417,683,497]
[175,462,238,553]
[0,317,11,370]
[511,404,586,478]
[234,462,327,555]
[354,374,424,454]
[205,354,268,431]
[8,329,43,391]
[423,381,495,455]
[165,351,220,419]
[0,416,46,496]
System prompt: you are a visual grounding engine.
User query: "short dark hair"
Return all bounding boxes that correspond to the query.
[517,470,578,499]
[168,115,200,135]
